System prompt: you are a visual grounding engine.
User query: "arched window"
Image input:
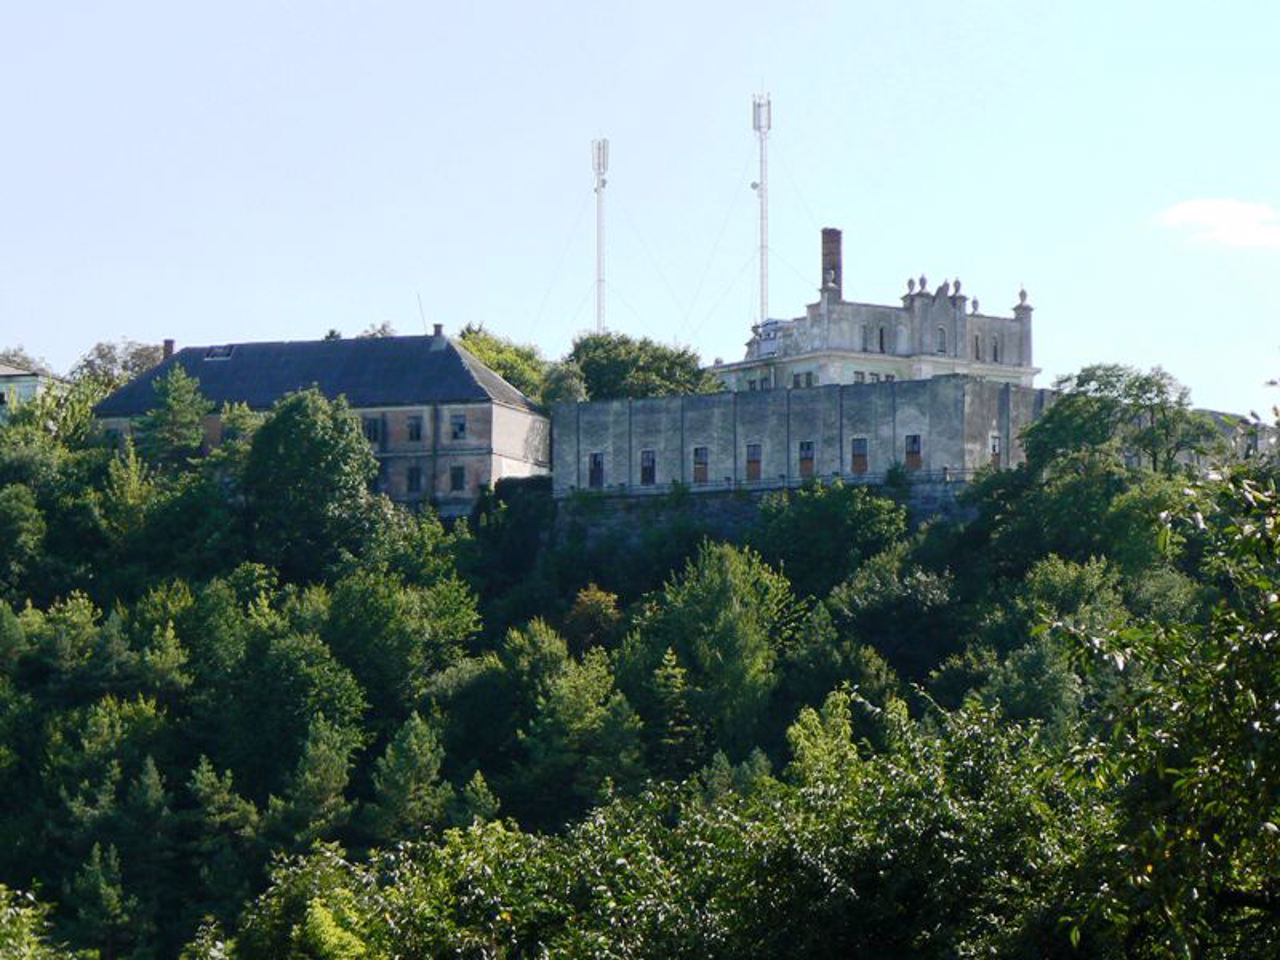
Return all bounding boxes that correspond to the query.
[878,327,886,353]
[936,326,947,354]
[973,335,981,361]
[991,337,1000,363]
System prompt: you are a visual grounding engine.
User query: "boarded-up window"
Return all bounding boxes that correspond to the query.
[407,465,422,493]
[640,449,656,486]
[851,437,869,475]
[588,453,604,489]
[450,465,466,492]
[746,443,762,482]
[905,434,923,472]
[799,440,815,478]
[692,446,709,484]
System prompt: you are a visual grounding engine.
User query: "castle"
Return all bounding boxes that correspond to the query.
[551,228,1049,499]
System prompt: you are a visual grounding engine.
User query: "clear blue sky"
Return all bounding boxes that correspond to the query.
[2,1,1277,415]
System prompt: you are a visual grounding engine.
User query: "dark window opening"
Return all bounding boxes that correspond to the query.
[798,440,815,478]
[407,415,423,442]
[363,417,382,443]
[746,443,762,482]
[450,465,466,492]
[407,465,422,493]
[792,373,802,389]
[692,446,709,484]
[991,337,1000,363]
[878,327,886,353]
[588,453,604,489]
[936,326,947,354]
[990,434,1002,465]
[851,437,869,475]
[204,345,235,360]
[450,414,467,440]
[974,335,982,360]
[905,434,923,472]
[854,371,865,383]
[640,449,656,486]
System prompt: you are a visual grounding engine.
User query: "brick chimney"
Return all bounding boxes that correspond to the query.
[163,338,175,359]
[821,228,842,300]
[433,323,443,338]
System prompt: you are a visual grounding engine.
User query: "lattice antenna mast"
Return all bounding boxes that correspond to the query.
[751,94,771,324]
[592,138,609,334]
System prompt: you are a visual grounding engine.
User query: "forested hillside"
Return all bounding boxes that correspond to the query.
[1,364,1277,958]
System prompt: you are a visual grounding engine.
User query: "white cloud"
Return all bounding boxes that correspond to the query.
[1159,198,1280,249]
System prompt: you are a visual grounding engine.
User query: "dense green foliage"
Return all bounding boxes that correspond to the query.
[0,361,1275,958]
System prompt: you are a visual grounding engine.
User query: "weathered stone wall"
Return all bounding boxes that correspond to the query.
[553,376,1052,500]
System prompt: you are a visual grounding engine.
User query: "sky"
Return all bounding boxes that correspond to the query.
[1,1,1277,416]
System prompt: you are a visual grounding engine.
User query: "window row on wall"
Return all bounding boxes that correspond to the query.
[745,371,900,391]
[587,435,928,490]
[376,461,469,498]
[361,412,469,448]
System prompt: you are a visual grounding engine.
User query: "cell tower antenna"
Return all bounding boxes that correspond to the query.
[752,93,771,325]
[592,137,609,334]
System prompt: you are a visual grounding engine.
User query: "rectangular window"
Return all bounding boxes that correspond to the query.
[640,449,656,486]
[905,434,923,472]
[884,374,895,383]
[588,452,604,489]
[851,437,869,475]
[407,415,423,442]
[990,434,1002,465]
[363,417,382,443]
[450,465,466,492]
[746,379,757,391]
[792,373,802,389]
[450,414,467,440]
[692,446,709,484]
[804,372,816,387]
[853,371,866,384]
[870,372,881,383]
[798,440,815,478]
[746,443,762,482]
[407,465,422,493]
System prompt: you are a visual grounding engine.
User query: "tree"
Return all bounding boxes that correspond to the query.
[753,481,907,598]
[356,321,396,338]
[1023,364,1220,476]
[134,366,213,470]
[0,884,76,959]
[69,340,163,388]
[540,361,587,404]
[243,389,379,583]
[0,346,51,375]
[515,647,645,825]
[619,542,804,756]
[457,324,547,400]
[567,332,719,400]
[0,484,45,605]
[362,712,454,843]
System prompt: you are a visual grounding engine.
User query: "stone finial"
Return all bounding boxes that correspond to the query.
[919,273,927,291]
[907,277,916,293]
[937,280,950,298]
[971,298,980,314]
[953,278,962,294]
[1018,286,1028,305]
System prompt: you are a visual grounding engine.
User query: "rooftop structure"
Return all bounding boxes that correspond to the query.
[711,228,1038,392]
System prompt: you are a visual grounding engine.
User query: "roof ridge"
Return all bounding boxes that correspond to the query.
[449,339,538,408]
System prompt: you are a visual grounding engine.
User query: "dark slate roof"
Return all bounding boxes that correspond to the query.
[95,334,537,418]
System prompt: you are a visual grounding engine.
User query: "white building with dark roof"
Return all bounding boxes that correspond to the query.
[95,326,549,516]
[0,361,58,422]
